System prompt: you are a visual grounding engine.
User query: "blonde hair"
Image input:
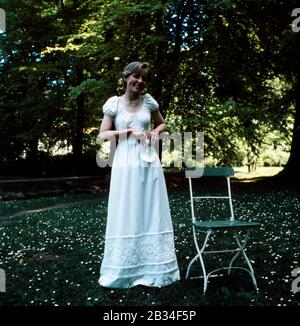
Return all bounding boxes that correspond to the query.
[122,61,150,89]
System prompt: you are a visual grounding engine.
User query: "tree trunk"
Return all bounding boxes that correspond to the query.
[278,33,300,183]
[278,71,300,182]
[151,7,164,112]
[72,67,85,160]
[73,93,84,159]
[160,0,188,115]
[26,138,39,161]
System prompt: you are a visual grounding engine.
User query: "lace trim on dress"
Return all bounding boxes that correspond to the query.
[105,230,173,240]
[101,232,178,269]
[103,258,177,269]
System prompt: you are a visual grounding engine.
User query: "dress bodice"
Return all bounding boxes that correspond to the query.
[102,93,159,132]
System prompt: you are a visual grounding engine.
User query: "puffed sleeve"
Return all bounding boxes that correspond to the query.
[143,93,159,112]
[102,96,119,118]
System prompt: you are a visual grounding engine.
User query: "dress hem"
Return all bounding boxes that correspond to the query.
[99,273,180,289]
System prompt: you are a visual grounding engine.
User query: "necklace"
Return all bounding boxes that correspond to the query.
[122,96,141,106]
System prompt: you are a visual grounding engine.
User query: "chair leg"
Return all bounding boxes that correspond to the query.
[229,231,258,291]
[189,228,212,294]
[197,234,210,295]
[185,254,198,279]
[228,231,249,274]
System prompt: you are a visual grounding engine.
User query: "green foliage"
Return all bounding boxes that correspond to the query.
[0,0,298,170]
[68,79,107,103]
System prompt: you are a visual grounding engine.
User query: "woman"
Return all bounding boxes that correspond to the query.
[98,61,180,288]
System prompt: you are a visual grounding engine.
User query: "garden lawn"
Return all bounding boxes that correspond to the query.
[0,183,300,306]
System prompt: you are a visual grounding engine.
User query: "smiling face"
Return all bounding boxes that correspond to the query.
[124,70,148,95]
[122,62,150,96]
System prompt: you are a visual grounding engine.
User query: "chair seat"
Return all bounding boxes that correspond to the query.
[193,219,260,230]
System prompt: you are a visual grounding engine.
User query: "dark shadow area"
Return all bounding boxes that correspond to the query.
[1,171,300,201]
[0,153,108,178]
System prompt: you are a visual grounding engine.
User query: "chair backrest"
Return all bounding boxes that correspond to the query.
[185,167,235,222]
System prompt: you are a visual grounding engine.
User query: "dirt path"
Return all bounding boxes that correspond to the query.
[0,175,109,201]
[0,175,98,184]
[0,198,101,220]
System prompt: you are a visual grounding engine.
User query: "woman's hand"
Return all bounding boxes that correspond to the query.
[130,129,148,145]
[149,130,159,144]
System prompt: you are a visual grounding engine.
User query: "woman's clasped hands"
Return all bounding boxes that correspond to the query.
[129,129,159,146]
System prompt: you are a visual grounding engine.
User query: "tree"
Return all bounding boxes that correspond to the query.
[0,0,60,161]
[0,0,299,179]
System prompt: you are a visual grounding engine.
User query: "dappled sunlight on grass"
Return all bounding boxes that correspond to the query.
[233,166,283,180]
[0,187,299,306]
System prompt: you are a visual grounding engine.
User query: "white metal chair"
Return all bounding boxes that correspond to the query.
[185,167,260,294]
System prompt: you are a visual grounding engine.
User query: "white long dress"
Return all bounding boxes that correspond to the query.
[99,93,180,288]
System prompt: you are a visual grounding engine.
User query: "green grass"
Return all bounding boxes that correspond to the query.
[0,184,300,306]
[233,166,283,180]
